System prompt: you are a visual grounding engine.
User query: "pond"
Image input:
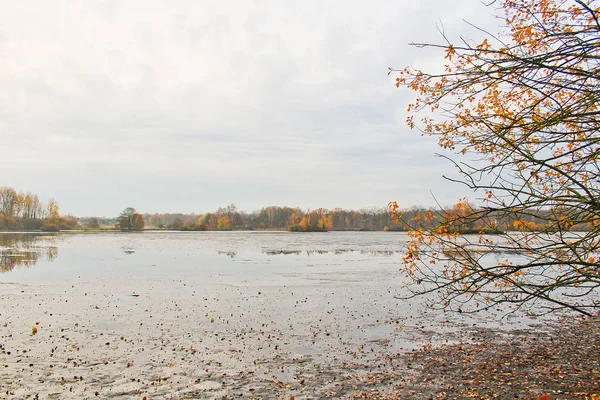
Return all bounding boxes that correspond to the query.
[0,231,551,399]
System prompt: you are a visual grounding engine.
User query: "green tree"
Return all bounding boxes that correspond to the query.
[115,207,145,231]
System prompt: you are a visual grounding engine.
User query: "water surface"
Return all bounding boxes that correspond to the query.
[0,231,551,399]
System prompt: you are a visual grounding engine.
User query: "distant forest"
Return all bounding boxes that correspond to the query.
[97,201,586,233]
[140,204,395,232]
[83,204,400,232]
[2,186,591,233]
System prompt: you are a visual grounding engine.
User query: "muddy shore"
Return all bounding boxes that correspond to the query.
[2,278,597,399]
[1,232,597,399]
[368,316,600,400]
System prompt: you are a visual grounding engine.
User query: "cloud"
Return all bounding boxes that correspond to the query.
[0,0,497,215]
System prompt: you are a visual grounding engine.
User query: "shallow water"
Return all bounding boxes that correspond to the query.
[0,231,552,399]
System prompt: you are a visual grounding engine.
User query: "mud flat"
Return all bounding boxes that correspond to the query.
[0,232,568,399]
[394,316,600,400]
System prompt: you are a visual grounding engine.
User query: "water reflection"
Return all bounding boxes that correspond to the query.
[0,233,58,272]
[0,233,41,248]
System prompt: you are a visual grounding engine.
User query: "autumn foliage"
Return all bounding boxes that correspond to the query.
[391,0,600,315]
[288,209,332,232]
[0,186,77,232]
[144,205,387,232]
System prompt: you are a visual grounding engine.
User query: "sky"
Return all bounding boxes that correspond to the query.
[0,0,501,217]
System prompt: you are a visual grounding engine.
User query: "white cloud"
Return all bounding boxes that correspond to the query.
[0,0,497,215]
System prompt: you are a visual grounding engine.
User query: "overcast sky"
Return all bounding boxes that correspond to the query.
[0,0,500,217]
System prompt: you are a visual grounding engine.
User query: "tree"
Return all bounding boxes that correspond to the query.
[317,215,333,231]
[298,216,308,231]
[85,218,101,229]
[205,213,219,230]
[390,0,600,315]
[0,187,18,217]
[223,203,243,229]
[115,207,144,231]
[167,217,184,230]
[41,199,62,232]
[133,213,145,230]
[59,215,79,230]
[217,215,231,230]
[194,215,207,230]
[287,213,299,228]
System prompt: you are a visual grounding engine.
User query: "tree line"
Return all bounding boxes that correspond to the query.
[142,204,390,232]
[0,186,77,231]
[138,202,587,233]
[3,186,594,234]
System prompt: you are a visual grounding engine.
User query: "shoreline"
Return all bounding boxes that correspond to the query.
[2,280,597,399]
[372,315,600,400]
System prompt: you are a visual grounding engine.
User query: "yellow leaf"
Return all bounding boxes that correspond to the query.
[444,45,456,60]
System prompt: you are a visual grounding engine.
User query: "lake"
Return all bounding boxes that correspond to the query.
[0,231,551,399]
